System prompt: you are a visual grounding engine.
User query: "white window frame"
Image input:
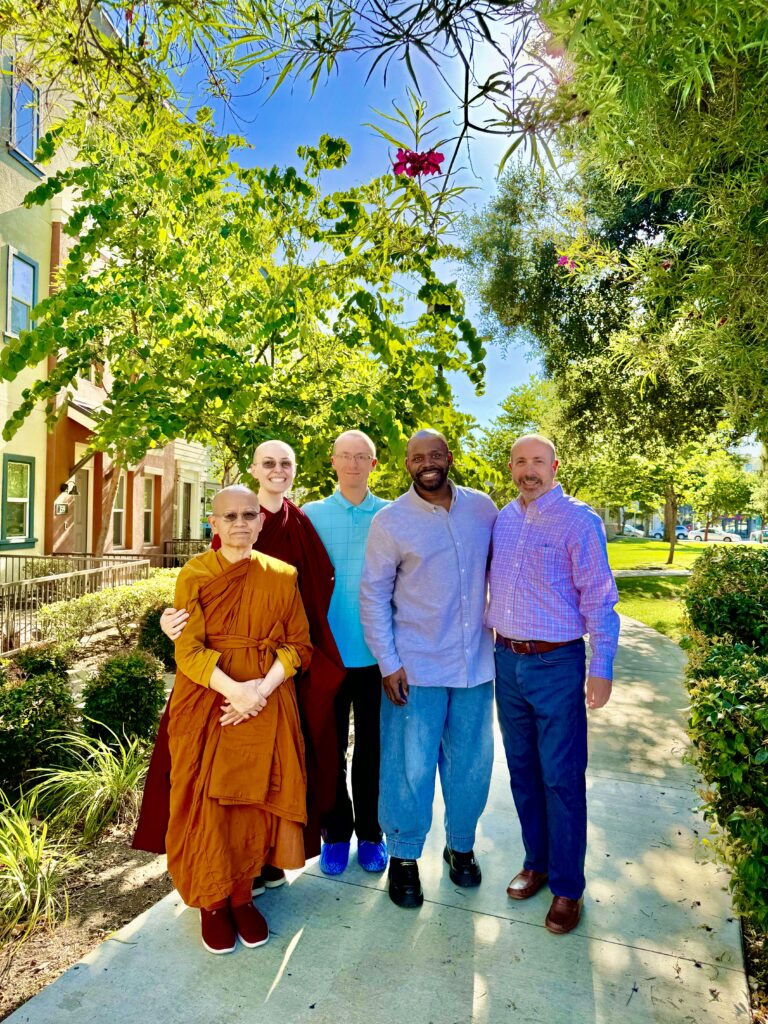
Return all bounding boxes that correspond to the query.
[143,476,154,545]
[11,74,39,163]
[112,473,126,548]
[6,246,37,338]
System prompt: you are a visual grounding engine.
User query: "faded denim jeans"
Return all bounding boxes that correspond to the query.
[379,682,494,860]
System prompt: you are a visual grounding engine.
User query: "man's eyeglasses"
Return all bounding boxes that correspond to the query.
[217,511,265,523]
[335,453,373,464]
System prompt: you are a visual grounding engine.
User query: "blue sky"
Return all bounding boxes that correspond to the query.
[175,49,537,427]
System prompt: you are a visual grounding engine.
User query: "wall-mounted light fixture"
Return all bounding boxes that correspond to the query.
[59,482,80,496]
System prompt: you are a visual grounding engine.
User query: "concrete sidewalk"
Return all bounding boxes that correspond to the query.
[7,618,750,1023]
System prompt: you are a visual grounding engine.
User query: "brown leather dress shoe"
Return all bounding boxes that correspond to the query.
[545,896,583,934]
[506,868,548,900]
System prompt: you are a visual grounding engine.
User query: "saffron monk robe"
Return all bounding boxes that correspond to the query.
[164,485,311,955]
[133,440,344,879]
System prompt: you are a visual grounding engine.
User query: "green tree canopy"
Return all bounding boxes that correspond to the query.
[2,106,487,496]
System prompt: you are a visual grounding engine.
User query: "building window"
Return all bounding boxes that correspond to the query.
[1,455,35,545]
[112,473,125,547]
[6,249,37,336]
[143,476,154,544]
[12,76,39,162]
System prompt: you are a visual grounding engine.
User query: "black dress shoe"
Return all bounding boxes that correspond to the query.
[388,857,424,908]
[443,846,482,887]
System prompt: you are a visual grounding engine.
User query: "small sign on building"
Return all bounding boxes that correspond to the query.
[54,502,68,515]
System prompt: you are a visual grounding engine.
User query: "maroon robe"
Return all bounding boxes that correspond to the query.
[133,498,345,859]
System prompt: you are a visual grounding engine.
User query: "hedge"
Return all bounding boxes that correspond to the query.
[684,547,768,928]
[37,569,179,645]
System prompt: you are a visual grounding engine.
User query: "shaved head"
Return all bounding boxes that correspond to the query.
[333,430,376,456]
[212,485,259,515]
[406,429,448,457]
[253,439,296,464]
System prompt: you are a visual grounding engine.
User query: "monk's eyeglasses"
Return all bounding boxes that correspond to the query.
[218,511,265,523]
[256,458,294,470]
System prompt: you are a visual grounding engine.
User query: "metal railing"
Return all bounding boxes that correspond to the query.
[163,537,210,566]
[0,559,150,655]
[0,553,142,584]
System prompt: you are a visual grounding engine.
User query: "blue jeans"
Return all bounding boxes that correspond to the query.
[494,640,587,900]
[379,683,494,860]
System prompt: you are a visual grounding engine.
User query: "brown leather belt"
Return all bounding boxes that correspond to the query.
[496,635,581,655]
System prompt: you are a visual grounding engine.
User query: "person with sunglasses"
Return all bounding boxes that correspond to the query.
[161,485,311,953]
[133,442,345,894]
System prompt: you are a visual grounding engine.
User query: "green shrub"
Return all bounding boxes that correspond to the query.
[686,641,768,928]
[81,650,166,743]
[0,672,77,796]
[33,731,149,846]
[136,605,175,671]
[685,546,768,651]
[38,569,179,645]
[0,791,76,944]
[10,642,75,682]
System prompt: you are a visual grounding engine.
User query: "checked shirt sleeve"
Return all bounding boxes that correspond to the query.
[570,516,620,680]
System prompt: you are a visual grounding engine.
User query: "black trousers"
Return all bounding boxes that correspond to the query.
[321,664,383,844]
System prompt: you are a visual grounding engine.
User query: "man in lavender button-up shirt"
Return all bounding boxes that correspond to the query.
[487,434,619,936]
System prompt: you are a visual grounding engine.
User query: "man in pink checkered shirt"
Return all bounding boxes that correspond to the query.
[487,434,619,935]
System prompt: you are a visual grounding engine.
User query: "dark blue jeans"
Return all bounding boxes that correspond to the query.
[494,640,587,900]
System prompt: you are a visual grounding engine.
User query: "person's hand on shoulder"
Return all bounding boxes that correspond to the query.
[160,607,189,641]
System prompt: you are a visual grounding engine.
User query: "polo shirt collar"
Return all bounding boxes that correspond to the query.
[331,488,378,512]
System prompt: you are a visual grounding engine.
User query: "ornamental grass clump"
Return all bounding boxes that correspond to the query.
[33,730,149,846]
[0,792,76,945]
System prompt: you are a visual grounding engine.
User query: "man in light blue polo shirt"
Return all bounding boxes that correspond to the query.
[302,430,389,876]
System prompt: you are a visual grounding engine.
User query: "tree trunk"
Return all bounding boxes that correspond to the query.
[664,485,677,565]
[94,460,122,556]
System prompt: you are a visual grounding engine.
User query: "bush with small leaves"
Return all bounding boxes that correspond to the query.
[685,545,768,651]
[81,651,166,744]
[684,549,768,930]
[10,642,75,682]
[37,569,179,645]
[136,605,175,671]
[0,672,78,796]
[686,642,768,928]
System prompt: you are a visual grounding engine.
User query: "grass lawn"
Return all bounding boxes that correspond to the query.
[607,536,708,571]
[615,575,689,642]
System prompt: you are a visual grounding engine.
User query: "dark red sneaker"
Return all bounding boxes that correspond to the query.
[230,901,269,948]
[200,907,237,955]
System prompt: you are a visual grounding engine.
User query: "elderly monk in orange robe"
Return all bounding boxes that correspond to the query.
[167,484,311,955]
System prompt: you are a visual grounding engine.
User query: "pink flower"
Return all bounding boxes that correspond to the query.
[393,149,445,177]
[556,255,576,271]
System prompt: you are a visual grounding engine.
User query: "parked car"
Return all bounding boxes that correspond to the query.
[622,523,645,537]
[690,527,742,543]
[748,528,768,543]
[649,525,688,540]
